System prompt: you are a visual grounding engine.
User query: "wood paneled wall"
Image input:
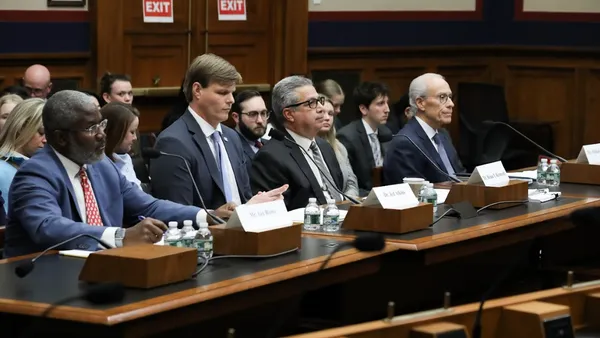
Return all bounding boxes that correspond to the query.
[308,46,600,159]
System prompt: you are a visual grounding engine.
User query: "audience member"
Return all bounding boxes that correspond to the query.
[100,72,133,105]
[2,85,28,99]
[0,98,46,213]
[383,73,464,184]
[251,76,344,210]
[230,90,269,174]
[0,94,24,133]
[315,79,345,130]
[337,81,393,195]
[160,82,187,133]
[23,64,52,99]
[386,93,411,134]
[317,95,359,198]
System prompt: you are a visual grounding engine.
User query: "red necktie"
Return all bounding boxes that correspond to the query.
[255,140,263,149]
[79,167,103,226]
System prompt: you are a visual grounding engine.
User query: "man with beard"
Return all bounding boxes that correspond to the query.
[230,90,269,174]
[4,90,210,257]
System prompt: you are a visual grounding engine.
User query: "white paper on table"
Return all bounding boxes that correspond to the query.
[288,207,348,224]
[508,170,537,180]
[434,189,450,204]
[59,249,93,258]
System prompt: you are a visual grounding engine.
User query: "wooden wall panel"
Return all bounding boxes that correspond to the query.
[308,47,600,159]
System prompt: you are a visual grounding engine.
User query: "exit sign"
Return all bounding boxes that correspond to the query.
[143,0,174,23]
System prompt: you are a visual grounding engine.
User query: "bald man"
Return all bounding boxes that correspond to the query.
[23,64,52,99]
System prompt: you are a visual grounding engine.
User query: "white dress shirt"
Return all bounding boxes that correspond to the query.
[113,153,142,190]
[286,128,333,200]
[189,107,242,206]
[415,115,439,151]
[362,118,382,164]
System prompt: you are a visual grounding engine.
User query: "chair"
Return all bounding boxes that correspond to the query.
[457,82,555,171]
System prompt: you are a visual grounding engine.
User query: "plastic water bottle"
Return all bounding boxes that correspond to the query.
[537,158,548,186]
[181,220,196,247]
[193,222,213,261]
[164,221,183,247]
[322,199,340,232]
[419,183,438,212]
[303,198,321,231]
[546,159,561,187]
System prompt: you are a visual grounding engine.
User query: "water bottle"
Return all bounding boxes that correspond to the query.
[322,199,340,232]
[303,198,321,231]
[546,159,561,187]
[537,158,548,186]
[164,221,183,247]
[420,183,438,212]
[181,220,196,247]
[193,222,213,262]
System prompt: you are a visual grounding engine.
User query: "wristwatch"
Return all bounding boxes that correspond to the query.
[115,228,126,247]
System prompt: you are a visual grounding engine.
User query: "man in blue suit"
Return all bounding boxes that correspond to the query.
[383,73,465,184]
[4,90,203,258]
[151,54,266,211]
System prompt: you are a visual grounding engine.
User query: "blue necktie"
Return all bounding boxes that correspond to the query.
[432,133,456,177]
[210,132,233,202]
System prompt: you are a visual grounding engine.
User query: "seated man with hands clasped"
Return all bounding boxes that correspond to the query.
[3,90,285,258]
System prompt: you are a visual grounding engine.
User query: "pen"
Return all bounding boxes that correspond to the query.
[138,216,146,221]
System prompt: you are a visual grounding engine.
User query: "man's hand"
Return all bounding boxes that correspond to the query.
[247,184,289,205]
[208,202,237,225]
[123,218,168,246]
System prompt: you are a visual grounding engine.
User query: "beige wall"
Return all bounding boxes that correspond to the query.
[308,0,476,12]
[0,0,88,11]
[523,0,600,13]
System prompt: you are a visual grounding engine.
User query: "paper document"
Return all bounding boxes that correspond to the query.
[288,207,348,224]
[59,249,93,258]
[528,189,561,202]
[434,189,450,204]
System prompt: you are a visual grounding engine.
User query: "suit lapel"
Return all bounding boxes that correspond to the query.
[183,112,225,196]
[46,146,83,221]
[410,119,447,170]
[237,131,255,161]
[356,120,375,167]
[285,138,327,203]
[439,132,459,172]
[316,138,342,190]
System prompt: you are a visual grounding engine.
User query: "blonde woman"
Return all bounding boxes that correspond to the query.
[0,98,46,212]
[315,79,345,130]
[0,94,24,133]
[317,95,360,198]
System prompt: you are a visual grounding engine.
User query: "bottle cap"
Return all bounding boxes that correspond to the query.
[168,221,178,228]
[541,158,548,162]
[183,220,193,227]
[550,159,558,163]
[309,197,317,203]
[327,199,335,204]
[198,222,208,229]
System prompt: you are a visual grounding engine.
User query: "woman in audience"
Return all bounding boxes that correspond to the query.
[0,94,24,133]
[100,72,134,106]
[315,79,345,130]
[101,102,142,189]
[317,95,360,198]
[0,98,46,212]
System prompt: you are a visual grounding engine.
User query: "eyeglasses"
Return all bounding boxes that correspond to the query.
[284,96,326,110]
[241,110,270,120]
[68,119,108,136]
[435,93,453,104]
[24,85,48,97]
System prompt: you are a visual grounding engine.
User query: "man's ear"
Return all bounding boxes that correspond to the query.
[102,92,111,103]
[415,97,426,111]
[282,108,294,123]
[358,104,369,117]
[192,82,203,101]
[53,130,68,148]
[231,112,240,124]
[48,82,53,91]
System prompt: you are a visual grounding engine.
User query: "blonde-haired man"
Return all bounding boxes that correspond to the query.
[151,54,286,223]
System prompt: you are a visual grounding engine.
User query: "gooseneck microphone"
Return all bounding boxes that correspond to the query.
[268,129,361,204]
[395,134,462,183]
[15,233,113,278]
[482,121,567,162]
[142,148,226,225]
[318,232,386,271]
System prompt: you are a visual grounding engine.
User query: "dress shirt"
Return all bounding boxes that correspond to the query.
[362,118,382,164]
[415,115,439,151]
[113,153,142,190]
[189,107,242,206]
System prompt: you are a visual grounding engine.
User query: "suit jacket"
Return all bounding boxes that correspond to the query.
[383,118,464,184]
[250,133,344,211]
[151,111,252,210]
[236,130,268,176]
[0,191,5,226]
[4,145,200,258]
[337,119,393,195]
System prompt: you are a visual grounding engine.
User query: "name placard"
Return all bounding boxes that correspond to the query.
[576,143,600,165]
[225,199,292,233]
[362,183,420,209]
[467,161,509,187]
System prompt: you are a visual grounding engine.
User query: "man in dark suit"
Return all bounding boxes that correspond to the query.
[251,76,345,210]
[151,54,286,216]
[230,90,269,175]
[337,82,393,195]
[4,90,203,258]
[383,73,465,184]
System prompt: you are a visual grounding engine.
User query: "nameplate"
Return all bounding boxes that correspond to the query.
[467,161,509,187]
[576,143,600,165]
[225,199,292,233]
[362,183,420,209]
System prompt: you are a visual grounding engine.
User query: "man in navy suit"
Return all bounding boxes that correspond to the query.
[4,90,203,258]
[230,90,269,175]
[151,54,285,214]
[383,73,465,184]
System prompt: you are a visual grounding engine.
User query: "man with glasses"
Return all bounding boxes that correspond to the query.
[383,73,464,184]
[22,64,52,99]
[251,76,344,211]
[230,90,269,174]
[3,90,209,257]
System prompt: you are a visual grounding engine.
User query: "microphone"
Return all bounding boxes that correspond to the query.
[482,121,567,163]
[318,232,386,271]
[395,134,462,183]
[268,129,361,204]
[15,234,113,278]
[142,148,226,225]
